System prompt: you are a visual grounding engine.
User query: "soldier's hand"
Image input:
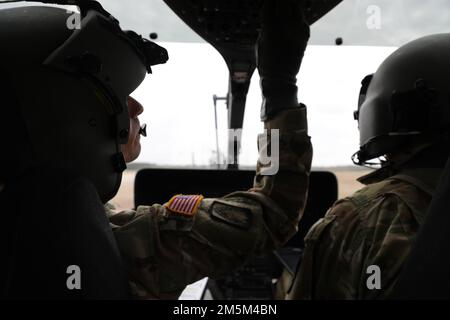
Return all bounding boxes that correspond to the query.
[257,0,310,121]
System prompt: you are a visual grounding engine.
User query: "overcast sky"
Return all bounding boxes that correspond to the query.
[91,0,450,47]
[4,0,445,46]
[98,0,449,167]
[130,42,395,168]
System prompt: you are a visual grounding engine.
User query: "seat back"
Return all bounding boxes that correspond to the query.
[134,168,338,248]
[393,157,450,299]
[0,167,130,299]
[134,168,338,299]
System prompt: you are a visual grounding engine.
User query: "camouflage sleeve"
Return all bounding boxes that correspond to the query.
[109,107,312,299]
[288,193,419,300]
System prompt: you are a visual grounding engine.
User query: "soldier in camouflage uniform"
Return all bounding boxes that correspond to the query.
[287,34,450,299]
[108,5,450,300]
[107,0,313,299]
[0,1,312,299]
[108,108,312,299]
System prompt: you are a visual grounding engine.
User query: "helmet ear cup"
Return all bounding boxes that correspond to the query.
[14,66,122,202]
[354,74,374,122]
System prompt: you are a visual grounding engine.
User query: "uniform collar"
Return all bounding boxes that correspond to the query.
[358,165,444,196]
[357,166,395,185]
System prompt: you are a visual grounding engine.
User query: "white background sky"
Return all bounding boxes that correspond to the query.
[132,43,396,168]
[92,0,450,47]
[100,0,450,167]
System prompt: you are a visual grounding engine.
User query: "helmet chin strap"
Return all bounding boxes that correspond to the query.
[357,139,444,185]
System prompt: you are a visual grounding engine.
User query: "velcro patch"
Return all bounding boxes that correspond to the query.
[165,194,204,217]
[210,201,252,230]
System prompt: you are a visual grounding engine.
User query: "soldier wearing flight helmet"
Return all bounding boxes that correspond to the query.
[0,0,313,299]
[288,33,450,299]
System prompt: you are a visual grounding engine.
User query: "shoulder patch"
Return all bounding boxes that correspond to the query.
[165,194,204,217]
[210,201,252,230]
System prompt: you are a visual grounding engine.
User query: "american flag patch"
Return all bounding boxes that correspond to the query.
[165,194,204,216]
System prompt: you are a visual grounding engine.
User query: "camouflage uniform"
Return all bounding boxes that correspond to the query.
[106,108,313,299]
[287,166,442,300]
